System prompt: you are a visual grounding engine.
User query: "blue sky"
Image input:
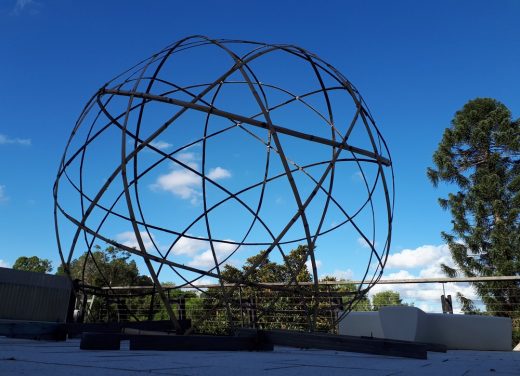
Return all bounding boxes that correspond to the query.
[1,1,519,308]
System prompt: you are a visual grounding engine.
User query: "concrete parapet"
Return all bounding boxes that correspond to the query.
[338,306,512,351]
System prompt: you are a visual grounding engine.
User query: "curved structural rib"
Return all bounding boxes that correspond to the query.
[54,36,394,333]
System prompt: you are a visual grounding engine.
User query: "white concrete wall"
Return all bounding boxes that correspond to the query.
[338,311,383,338]
[338,306,512,351]
[426,312,511,351]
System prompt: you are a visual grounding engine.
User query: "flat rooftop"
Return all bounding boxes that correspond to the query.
[1,336,519,375]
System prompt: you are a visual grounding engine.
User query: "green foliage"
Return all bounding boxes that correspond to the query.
[62,244,373,332]
[58,245,152,287]
[193,246,371,334]
[200,246,316,333]
[13,256,52,273]
[371,290,403,311]
[320,275,371,312]
[232,245,313,284]
[428,98,520,318]
[60,245,153,322]
[456,292,481,315]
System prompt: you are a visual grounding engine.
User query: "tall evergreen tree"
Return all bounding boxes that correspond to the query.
[427,98,520,317]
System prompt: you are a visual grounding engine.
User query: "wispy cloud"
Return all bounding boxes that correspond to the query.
[0,259,9,268]
[116,231,157,251]
[352,171,363,181]
[0,133,31,146]
[369,244,477,313]
[357,236,378,249]
[328,269,354,281]
[191,277,216,287]
[114,230,239,269]
[187,240,237,268]
[149,140,173,150]
[176,152,196,161]
[151,153,231,204]
[369,270,477,313]
[10,0,40,16]
[0,185,8,203]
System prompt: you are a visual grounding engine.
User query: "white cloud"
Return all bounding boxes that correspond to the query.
[150,140,173,150]
[10,0,40,15]
[385,244,451,269]
[116,231,157,251]
[328,269,354,281]
[207,166,231,180]
[419,263,449,279]
[171,235,208,257]
[152,157,231,204]
[191,277,217,287]
[369,275,478,313]
[114,230,240,270]
[0,260,9,268]
[383,269,416,280]
[305,259,322,272]
[0,133,31,146]
[366,244,478,313]
[188,241,237,268]
[177,152,196,162]
[0,185,8,203]
[154,167,202,203]
[188,250,219,268]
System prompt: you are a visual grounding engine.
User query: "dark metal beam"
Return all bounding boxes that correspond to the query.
[54,36,394,335]
[237,329,428,359]
[101,88,392,167]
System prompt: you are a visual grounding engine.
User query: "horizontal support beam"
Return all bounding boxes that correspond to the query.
[102,88,391,167]
[97,275,520,291]
[237,329,427,359]
[129,334,273,351]
[79,327,429,358]
[66,320,192,338]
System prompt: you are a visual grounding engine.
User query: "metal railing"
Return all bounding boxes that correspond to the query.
[75,276,520,334]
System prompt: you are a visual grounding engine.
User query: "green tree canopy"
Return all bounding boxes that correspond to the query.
[222,245,312,284]
[13,256,52,273]
[427,98,520,317]
[58,245,152,287]
[371,290,403,311]
[320,275,371,312]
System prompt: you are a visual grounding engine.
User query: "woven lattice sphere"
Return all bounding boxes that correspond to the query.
[54,36,394,327]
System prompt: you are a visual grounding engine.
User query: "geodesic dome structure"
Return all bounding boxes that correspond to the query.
[54,36,394,331]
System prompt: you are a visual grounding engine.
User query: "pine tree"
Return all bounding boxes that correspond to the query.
[427,98,520,318]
